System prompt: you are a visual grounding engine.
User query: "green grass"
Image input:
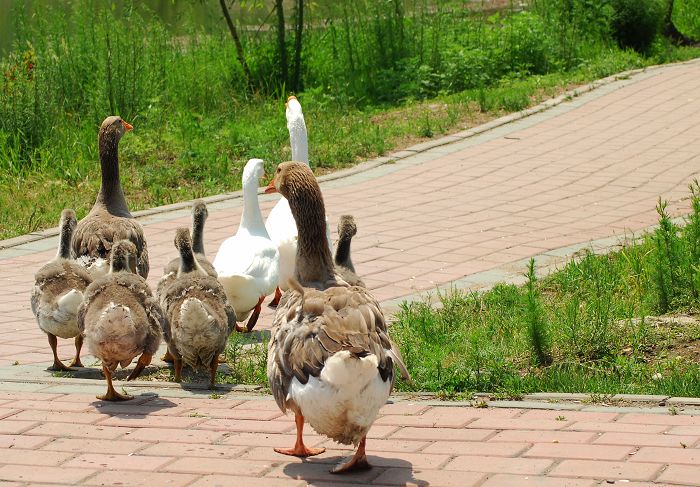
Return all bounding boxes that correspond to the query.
[389,181,700,397]
[1,1,699,239]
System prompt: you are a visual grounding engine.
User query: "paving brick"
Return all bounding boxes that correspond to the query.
[565,422,668,434]
[0,448,74,466]
[390,427,495,442]
[0,433,51,449]
[480,474,597,487]
[320,438,430,453]
[379,403,431,416]
[266,462,382,484]
[488,429,596,444]
[468,418,570,430]
[97,414,204,429]
[422,440,528,456]
[9,410,104,424]
[666,425,700,435]
[524,442,634,460]
[656,464,700,486]
[164,457,272,476]
[196,418,295,434]
[187,476,306,487]
[233,400,284,411]
[82,471,198,487]
[548,460,663,481]
[122,426,226,444]
[373,468,485,487]
[617,413,700,425]
[41,437,147,455]
[139,442,247,458]
[25,422,131,439]
[0,420,40,434]
[63,453,175,471]
[444,455,553,475]
[594,432,698,448]
[193,407,283,420]
[5,399,91,412]
[0,465,96,484]
[221,432,326,448]
[518,409,618,422]
[630,446,700,465]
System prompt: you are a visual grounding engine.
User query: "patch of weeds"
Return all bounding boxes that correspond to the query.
[209,392,222,399]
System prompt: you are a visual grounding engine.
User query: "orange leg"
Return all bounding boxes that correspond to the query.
[274,413,326,457]
[268,286,283,309]
[161,350,174,363]
[173,356,183,382]
[208,355,218,389]
[69,334,84,368]
[127,353,152,381]
[236,296,265,333]
[97,365,132,401]
[331,436,370,474]
[47,334,71,371]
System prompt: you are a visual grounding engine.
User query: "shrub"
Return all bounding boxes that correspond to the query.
[611,0,665,52]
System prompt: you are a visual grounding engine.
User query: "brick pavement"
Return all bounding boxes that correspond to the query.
[0,59,699,485]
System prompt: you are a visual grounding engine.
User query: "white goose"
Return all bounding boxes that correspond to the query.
[213,158,279,332]
[264,96,332,307]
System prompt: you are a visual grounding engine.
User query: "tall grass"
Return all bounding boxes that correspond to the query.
[391,184,700,396]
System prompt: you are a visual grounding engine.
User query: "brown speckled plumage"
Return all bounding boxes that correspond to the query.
[71,116,149,278]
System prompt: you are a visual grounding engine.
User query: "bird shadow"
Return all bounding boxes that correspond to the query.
[90,393,178,415]
[282,455,427,486]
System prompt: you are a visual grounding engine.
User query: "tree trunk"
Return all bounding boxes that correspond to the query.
[275,0,288,89]
[219,0,254,90]
[292,0,304,93]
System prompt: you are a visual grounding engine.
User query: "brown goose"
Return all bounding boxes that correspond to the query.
[334,215,365,288]
[78,240,162,401]
[264,162,409,474]
[156,200,217,302]
[160,228,236,388]
[31,209,93,371]
[71,116,149,278]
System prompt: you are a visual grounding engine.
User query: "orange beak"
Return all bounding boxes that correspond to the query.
[122,120,133,132]
[264,178,278,194]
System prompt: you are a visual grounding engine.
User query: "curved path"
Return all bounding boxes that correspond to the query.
[0,59,698,486]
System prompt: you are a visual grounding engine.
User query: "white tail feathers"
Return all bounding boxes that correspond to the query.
[175,298,226,368]
[55,289,84,324]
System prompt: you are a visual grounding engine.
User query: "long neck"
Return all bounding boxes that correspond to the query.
[57,224,72,260]
[178,242,197,274]
[289,120,309,164]
[239,179,267,236]
[97,132,130,216]
[334,234,354,271]
[192,214,206,255]
[288,183,335,285]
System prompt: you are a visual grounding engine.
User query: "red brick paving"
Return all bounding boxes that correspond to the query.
[0,61,698,485]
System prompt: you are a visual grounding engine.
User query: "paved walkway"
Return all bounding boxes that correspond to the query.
[0,59,699,485]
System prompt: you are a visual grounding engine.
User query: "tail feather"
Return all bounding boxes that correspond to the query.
[175,298,227,368]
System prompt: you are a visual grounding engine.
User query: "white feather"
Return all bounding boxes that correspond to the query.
[214,159,279,318]
[76,256,109,278]
[37,289,83,339]
[288,350,391,445]
[85,302,143,370]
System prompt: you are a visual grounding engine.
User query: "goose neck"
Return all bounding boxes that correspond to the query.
[239,179,267,236]
[97,132,130,216]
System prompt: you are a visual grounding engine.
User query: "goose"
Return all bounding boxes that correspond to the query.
[160,228,236,388]
[264,162,409,474]
[264,96,332,307]
[78,240,163,401]
[334,215,365,288]
[157,200,217,363]
[156,200,217,303]
[213,158,279,332]
[31,209,93,371]
[71,116,149,278]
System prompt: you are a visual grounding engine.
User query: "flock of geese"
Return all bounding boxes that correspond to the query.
[29,97,409,473]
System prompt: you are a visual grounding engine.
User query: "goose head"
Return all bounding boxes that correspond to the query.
[242,158,265,188]
[264,160,310,198]
[337,215,357,240]
[59,209,78,236]
[99,116,133,145]
[109,240,138,274]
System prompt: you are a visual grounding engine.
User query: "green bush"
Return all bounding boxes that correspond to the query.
[611,0,666,52]
[673,0,700,40]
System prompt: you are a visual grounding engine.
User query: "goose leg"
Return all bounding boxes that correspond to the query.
[274,413,326,457]
[68,334,84,368]
[173,356,183,382]
[208,355,218,389]
[97,365,132,401]
[268,287,283,309]
[126,353,152,381]
[331,436,370,474]
[47,334,71,371]
[236,296,265,333]
[161,350,174,363]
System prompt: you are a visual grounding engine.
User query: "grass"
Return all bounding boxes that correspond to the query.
[389,181,700,398]
[1,1,699,239]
